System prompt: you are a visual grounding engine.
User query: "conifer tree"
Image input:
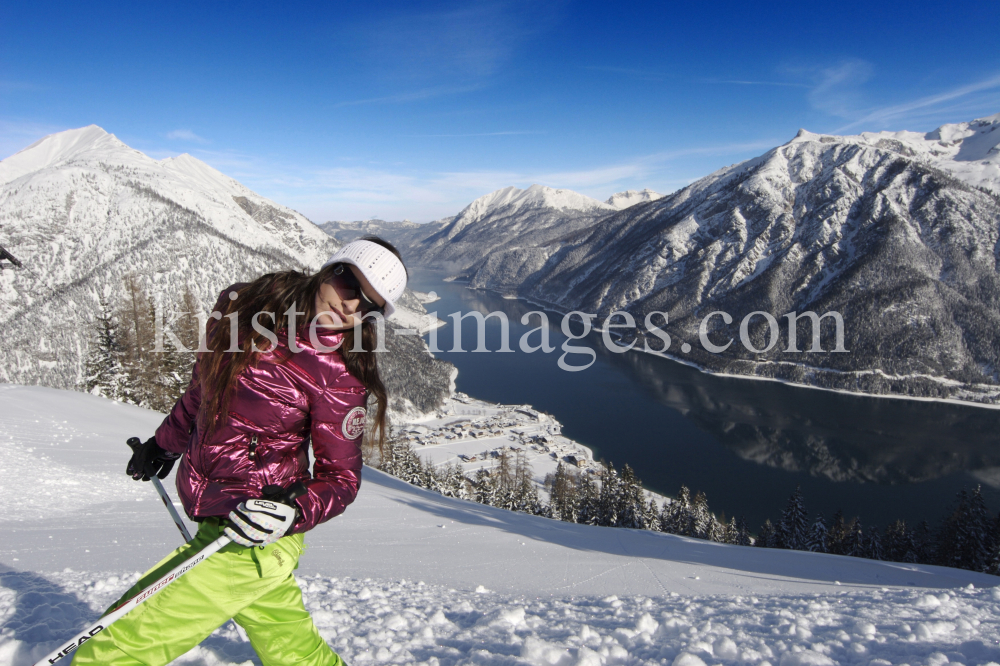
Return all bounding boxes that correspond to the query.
[756,520,776,548]
[706,514,727,543]
[827,511,849,555]
[987,515,1000,576]
[617,465,647,529]
[733,516,752,547]
[600,464,622,527]
[84,291,128,400]
[545,462,579,522]
[724,517,738,544]
[914,520,935,565]
[576,472,599,525]
[645,498,661,532]
[884,520,918,563]
[865,527,884,561]
[440,464,470,500]
[806,513,828,553]
[511,450,541,515]
[777,486,809,550]
[662,486,693,535]
[847,519,865,558]
[474,467,497,507]
[691,491,711,539]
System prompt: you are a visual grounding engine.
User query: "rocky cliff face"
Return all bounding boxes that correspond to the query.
[462,115,1000,404]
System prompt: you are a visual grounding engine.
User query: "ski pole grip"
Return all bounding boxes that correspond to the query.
[127,436,141,452]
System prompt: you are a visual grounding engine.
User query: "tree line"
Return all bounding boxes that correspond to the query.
[82,274,199,412]
[372,438,999,575]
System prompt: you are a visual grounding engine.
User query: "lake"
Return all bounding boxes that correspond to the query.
[407,269,1000,531]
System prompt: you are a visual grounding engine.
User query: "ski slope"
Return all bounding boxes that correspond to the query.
[2,385,999,665]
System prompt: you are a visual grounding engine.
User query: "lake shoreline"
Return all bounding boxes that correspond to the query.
[434,275,1000,413]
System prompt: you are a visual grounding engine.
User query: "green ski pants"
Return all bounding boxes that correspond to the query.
[70,518,344,666]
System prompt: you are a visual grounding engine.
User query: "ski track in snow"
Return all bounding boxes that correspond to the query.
[3,385,1000,665]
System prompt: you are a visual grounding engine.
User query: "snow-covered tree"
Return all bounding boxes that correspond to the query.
[660,486,692,535]
[846,519,865,558]
[805,513,828,553]
[83,292,129,400]
[826,511,850,555]
[777,486,809,551]
[733,516,752,547]
[617,465,647,529]
[755,520,776,548]
[865,527,884,561]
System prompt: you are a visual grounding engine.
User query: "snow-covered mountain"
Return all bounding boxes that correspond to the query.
[3,384,998,665]
[605,188,664,210]
[0,126,341,389]
[461,114,1000,404]
[838,112,1000,195]
[389,184,616,278]
[0,127,448,411]
[319,217,423,245]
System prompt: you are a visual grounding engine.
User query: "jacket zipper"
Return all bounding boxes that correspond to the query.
[249,434,259,461]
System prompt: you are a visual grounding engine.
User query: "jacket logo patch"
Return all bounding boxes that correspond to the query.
[342,406,367,440]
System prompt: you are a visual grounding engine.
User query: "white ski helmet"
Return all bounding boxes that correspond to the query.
[322,239,407,318]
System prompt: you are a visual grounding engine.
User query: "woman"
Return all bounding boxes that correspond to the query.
[72,237,408,666]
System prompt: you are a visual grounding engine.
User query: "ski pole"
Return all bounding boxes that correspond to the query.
[33,533,232,665]
[151,476,193,541]
[127,437,192,542]
[34,482,307,665]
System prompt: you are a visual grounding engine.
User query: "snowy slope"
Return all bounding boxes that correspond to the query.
[2,385,999,665]
[838,112,1000,195]
[0,126,341,390]
[605,189,664,210]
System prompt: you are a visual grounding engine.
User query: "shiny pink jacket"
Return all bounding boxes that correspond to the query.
[155,302,366,534]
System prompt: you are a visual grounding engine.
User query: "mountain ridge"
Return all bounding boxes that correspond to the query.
[451,113,1000,405]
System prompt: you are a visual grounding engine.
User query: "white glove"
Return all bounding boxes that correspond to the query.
[225,498,297,548]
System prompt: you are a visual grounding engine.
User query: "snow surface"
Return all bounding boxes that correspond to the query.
[448,185,612,233]
[790,113,1000,194]
[2,384,999,666]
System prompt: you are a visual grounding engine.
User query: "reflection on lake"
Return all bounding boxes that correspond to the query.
[409,270,1000,529]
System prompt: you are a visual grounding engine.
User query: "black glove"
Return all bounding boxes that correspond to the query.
[262,481,308,525]
[126,436,180,481]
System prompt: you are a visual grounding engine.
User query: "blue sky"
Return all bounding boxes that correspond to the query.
[2,0,998,222]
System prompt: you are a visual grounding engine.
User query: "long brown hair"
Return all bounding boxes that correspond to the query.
[197,237,405,452]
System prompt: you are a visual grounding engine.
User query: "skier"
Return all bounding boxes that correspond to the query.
[71,237,408,665]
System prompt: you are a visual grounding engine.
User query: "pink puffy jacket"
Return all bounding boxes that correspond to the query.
[155,290,367,534]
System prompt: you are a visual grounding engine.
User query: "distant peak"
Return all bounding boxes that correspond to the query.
[0,124,127,185]
[605,189,664,210]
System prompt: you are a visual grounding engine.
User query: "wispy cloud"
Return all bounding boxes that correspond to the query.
[710,79,809,88]
[363,1,564,81]
[165,129,208,143]
[834,73,1000,132]
[406,130,544,138]
[220,138,780,222]
[805,59,875,118]
[583,65,671,82]
[332,85,482,108]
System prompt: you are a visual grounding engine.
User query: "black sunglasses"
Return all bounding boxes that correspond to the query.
[332,263,384,316]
